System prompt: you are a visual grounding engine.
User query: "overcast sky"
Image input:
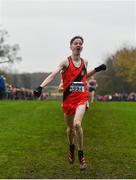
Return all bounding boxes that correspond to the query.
[1,0,136,73]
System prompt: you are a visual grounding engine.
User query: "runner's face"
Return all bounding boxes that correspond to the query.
[70,38,83,55]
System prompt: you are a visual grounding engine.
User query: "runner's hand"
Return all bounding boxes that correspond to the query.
[95,64,106,72]
[33,86,42,97]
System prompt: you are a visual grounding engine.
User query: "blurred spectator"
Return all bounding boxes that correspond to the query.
[0,81,136,102]
[128,92,136,101]
[1,85,48,100]
[97,93,136,102]
[0,75,6,99]
[5,83,13,99]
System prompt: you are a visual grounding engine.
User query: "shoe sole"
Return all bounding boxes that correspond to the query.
[80,164,87,170]
[69,158,75,164]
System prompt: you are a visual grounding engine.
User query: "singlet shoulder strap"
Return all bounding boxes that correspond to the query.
[68,56,72,64]
[80,57,87,71]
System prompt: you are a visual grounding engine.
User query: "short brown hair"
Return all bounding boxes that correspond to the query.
[70,36,84,45]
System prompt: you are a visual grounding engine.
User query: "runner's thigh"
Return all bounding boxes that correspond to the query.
[74,103,86,124]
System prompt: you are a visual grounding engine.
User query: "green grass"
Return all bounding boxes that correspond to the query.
[0,100,136,178]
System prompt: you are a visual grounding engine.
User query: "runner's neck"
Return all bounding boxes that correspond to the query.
[71,54,80,62]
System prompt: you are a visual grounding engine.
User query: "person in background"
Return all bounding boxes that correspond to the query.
[0,75,6,99]
[87,76,98,103]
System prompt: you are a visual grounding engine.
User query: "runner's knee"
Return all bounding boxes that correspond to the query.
[67,127,74,133]
[74,123,81,130]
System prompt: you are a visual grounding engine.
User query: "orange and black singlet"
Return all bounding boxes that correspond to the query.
[62,56,89,115]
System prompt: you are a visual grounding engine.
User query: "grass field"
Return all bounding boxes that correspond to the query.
[0,100,136,178]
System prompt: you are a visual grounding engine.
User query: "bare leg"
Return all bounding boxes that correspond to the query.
[91,90,95,103]
[64,113,75,164]
[73,103,86,150]
[73,103,87,170]
[64,114,75,145]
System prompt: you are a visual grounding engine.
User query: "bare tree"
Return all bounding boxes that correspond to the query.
[0,29,22,64]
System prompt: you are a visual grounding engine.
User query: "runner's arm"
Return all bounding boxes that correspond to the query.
[58,76,64,92]
[84,60,96,78]
[33,60,67,97]
[87,69,96,78]
[87,64,107,78]
[40,67,61,88]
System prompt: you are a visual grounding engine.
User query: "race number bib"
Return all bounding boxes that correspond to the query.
[69,82,84,92]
